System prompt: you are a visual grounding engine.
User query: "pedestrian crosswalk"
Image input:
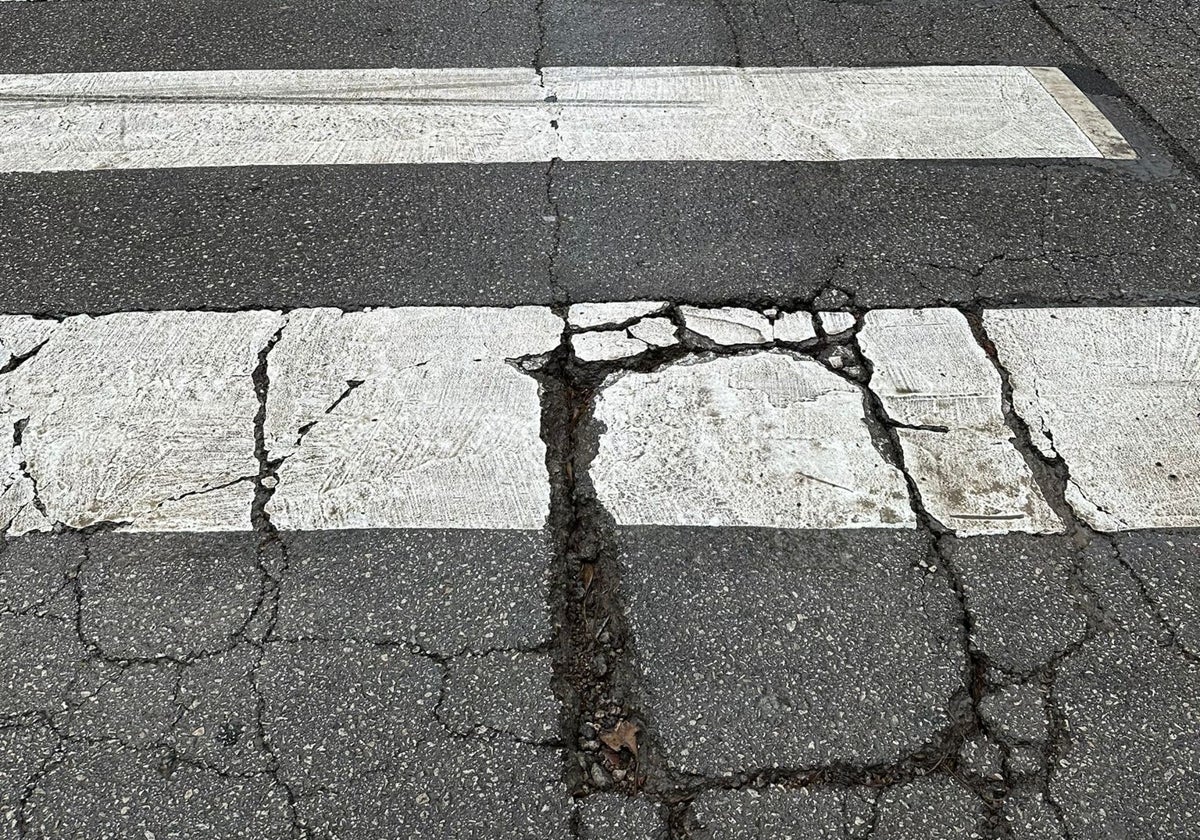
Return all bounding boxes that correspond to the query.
[2,3,1198,839]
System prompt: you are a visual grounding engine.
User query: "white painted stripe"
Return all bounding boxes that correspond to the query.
[1,307,560,534]
[3,306,1191,535]
[0,65,1131,172]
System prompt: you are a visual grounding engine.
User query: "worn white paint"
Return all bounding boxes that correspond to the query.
[1026,67,1136,159]
[0,65,1130,172]
[773,311,817,343]
[819,311,856,336]
[0,311,281,535]
[572,330,650,363]
[0,68,552,171]
[680,306,773,345]
[0,316,58,368]
[590,353,916,528]
[984,307,1200,531]
[859,309,1062,535]
[264,307,562,530]
[550,65,1119,161]
[627,317,679,348]
[568,301,666,329]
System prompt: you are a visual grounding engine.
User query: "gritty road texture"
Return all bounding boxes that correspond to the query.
[2,0,1200,838]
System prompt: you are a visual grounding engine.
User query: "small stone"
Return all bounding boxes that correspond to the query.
[813,286,851,309]
[1006,745,1046,777]
[590,763,612,787]
[960,734,1005,779]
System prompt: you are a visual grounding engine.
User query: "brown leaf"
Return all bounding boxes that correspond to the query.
[599,720,639,757]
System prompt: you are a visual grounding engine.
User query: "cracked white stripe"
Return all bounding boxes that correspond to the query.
[0,305,1193,535]
[858,308,1063,536]
[263,306,562,531]
[984,307,1200,531]
[0,65,1132,172]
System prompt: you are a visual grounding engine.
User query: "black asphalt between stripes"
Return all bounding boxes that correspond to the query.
[0,0,540,73]
[2,149,1198,313]
[0,0,1074,73]
[4,526,1197,836]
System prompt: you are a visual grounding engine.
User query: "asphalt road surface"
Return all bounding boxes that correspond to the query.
[1,2,1198,838]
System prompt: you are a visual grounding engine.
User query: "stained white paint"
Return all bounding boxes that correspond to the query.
[819,311,856,336]
[572,330,651,363]
[264,307,562,530]
[858,309,1062,535]
[0,65,1131,172]
[590,353,916,528]
[0,311,281,534]
[773,311,817,343]
[627,317,679,348]
[680,306,773,345]
[984,307,1200,531]
[568,301,666,329]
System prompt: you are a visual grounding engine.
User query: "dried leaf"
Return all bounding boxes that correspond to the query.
[599,720,639,757]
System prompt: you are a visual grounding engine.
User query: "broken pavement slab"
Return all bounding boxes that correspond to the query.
[679,305,773,346]
[858,307,1062,536]
[572,329,655,363]
[819,311,856,336]
[0,310,280,534]
[1051,623,1200,839]
[771,310,818,344]
[2,304,1197,537]
[23,742,293,840]
[616,527,965,774]
[589,352,915,529]
[626,317,679,348]
[259,638,572,838]
[568,301,667,329]
[984,306,1200,531]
